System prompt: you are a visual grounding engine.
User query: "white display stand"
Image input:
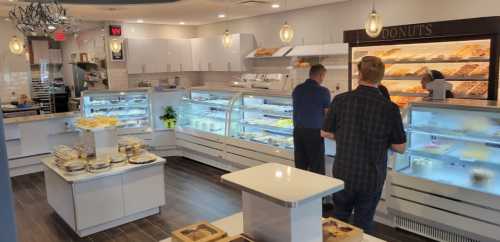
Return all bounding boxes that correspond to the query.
[42,154,166,237]
[79,126,118,159]
[221,163,344,242]
[161,213,385,242]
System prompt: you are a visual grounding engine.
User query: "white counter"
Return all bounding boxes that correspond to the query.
[221,163,344,208]
[42,154,166,237]
[160,213,385,242]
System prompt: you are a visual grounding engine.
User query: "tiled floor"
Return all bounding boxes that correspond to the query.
[11,157,433,242]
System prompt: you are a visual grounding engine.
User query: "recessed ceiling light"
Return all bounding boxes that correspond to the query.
[4,17,11,22]
[218,13,226,18]
[48,25,56,30]
[179,22,185,25]
[8,0,16,2]
[272,3,280,8]
[137,19,144,23]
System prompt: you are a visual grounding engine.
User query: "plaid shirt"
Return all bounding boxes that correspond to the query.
[323,85,406,193]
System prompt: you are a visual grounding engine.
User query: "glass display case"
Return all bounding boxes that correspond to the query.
[351,39,492,108]
[394,101,500,196]
[81,90,151,130]
[229,94,293,150]
[176,90,235,136]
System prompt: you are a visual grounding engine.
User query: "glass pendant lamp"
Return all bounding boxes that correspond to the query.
[365,0,383,38]
[110,38,122,53]
[223,29,232,48]
[279,0,294,44]
[9,36,24,55]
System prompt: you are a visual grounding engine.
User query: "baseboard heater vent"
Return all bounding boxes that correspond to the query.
[394,215,479,242]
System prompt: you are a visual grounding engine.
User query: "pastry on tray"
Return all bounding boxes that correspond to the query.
[471,168,495,184]
[386,67,411,77]
[129,153,157,164]
[381,48,402,60]
[254,48,279,57]
[171,222,226,242]
[441,67,458,77]
[468,82,488,97]
[469,64,489,77]
[453,64,479,77]
[322,217,363,242]
[408,66,428,77]
[453,81,478,96]
[403,85,428,94]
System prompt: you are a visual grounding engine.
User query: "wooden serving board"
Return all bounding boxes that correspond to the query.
[171,222,227,242]
[322,217,364,242]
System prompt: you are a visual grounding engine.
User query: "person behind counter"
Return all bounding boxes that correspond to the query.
[421,70,454,99]
[292,64,331,176]
[321,56,407,232]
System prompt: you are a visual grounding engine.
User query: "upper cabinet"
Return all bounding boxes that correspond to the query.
[126,34,255,74]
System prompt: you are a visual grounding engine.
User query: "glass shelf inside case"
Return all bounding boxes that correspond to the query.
[82,90,150,129]
[177,90,235,135]
[230,94,293,149]
[395,104,500,196]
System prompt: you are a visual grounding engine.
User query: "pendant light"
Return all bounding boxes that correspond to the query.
[9,36,24,55]
[110,38,122,53]
[222,0,232,48]
[365,0,383,38]
[223,29,232,48]
[279,0,294,44]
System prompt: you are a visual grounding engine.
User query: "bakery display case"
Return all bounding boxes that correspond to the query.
[351,39,492,107]
[81,89,151,130]
[344,17,500,111]
[176,89,236,136]
[388,99,500,242]
[394,101,500,195]
[229,94,293,150]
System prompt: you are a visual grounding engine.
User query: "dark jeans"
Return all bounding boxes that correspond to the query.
[293,128,325,175]
[332,189,382,233]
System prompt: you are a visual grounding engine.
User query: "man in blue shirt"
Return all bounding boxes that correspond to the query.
[292,64,331,175]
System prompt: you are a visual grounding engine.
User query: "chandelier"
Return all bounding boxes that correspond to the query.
[9,0,69,36]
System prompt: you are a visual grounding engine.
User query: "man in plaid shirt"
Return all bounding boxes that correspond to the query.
[322,56,406,232]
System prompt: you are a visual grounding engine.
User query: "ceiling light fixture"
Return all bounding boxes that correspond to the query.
[279,0,294,44]
[365,0,383,38]
[137,19,144,23]
[9,36,24,55]
[179,21,185,25]
[8,0,69,36]
[272,3,280,8]
[218,13,226,18]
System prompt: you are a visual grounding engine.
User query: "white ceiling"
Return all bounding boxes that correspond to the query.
[0,0,348,26]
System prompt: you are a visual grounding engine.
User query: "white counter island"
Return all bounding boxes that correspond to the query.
[42,154,166,237]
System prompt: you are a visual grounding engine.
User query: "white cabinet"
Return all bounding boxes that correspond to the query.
[166,39,192,72]
[126,39,146,74]
[126,34,254,74]
[191,38,202,72]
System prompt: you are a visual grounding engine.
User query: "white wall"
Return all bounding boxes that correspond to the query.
[197,0,500,46]
[0,22,30,103]
[197,0,500,92]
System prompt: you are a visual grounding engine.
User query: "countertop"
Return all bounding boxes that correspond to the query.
[412,98,500,111]
[41,153,166,183]
[2,105,41,112]
[221,163,344,207]
[4,111,81,125]
[160,212,385,242]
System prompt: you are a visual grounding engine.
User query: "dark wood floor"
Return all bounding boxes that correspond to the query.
[11,157,434,242]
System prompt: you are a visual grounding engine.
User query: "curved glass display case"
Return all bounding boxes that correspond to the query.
[176,90,235,136]
[394,100,500,196]
[229,94,293,150]
[81,90,151,129]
